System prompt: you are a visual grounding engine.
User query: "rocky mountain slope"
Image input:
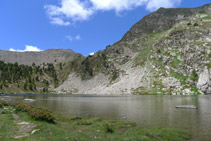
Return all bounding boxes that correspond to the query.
[0,49,83,65]
[0,4,210,95]
[56,4,211,95]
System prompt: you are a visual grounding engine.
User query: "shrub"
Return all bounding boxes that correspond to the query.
[2,110,11,114]
[29,107,55,122]
[165,36,172,40]
[111,71,119,82]
[0,100,9,106]
[15,103,33,112]
[0,100,18,107]
[199,11,206,14]
[187,22,192,25]
[0,103,3,108]
[105,123,114,133]
[157,49,161,54]
[2,101,56,122]
[190,70,198,81]
[77,121,92,125]
[193,23,198,26]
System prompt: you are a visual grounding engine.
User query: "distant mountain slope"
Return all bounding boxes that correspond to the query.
[0,49,84,65]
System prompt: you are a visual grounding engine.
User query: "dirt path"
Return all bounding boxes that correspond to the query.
[11,112,38,139]
[12,113,19,119]
[13,121,37,139]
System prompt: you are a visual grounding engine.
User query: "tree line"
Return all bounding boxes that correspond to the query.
[0,61,58,92]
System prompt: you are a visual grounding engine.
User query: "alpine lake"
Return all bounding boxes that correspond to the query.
[1,94,211,141]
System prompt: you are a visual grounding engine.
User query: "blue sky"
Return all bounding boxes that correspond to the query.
[0,0,210,56]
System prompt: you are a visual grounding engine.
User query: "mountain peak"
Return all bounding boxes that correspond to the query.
[122,4,211,41]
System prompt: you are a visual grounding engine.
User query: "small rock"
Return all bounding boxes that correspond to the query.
[170,52,176,57]
[14,135,25,139]
[183,89,193,95]
[31,129,40,134]
[71,117,82,120]
[162,56,169,65]
[18,122,30,125]
[93,136,97,139]
[23,99,36,102]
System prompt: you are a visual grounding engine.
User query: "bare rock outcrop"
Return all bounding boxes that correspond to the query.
[162,77,181,89]
[197,67,211,94]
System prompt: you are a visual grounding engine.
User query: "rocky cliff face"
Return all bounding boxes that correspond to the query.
[0,49,84,65]
[56,4,211,95]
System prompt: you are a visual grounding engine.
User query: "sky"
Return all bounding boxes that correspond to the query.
[0,0,210,56]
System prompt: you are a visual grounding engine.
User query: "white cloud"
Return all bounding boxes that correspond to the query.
[75,35,81,40]
[65,35,81,41]
[45,0,93,25]
[89,52,95,56]
[9,48,16,52]
[146,0,181,12]
[45,0,182,25]
[50,17,71,26]
[65,35,73,41]
[9,45,41,52]
[90,0,147,12]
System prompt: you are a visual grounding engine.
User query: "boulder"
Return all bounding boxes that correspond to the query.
[197,67,211,94]
[162,77,181,89]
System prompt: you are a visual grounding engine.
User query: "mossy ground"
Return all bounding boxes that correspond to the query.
[0,105,192,141]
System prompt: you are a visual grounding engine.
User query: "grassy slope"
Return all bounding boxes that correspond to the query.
[0,106,191,141]
[132,30,168,95]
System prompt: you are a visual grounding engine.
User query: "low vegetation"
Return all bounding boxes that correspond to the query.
[15,102,55,122]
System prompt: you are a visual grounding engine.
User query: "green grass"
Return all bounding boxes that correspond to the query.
[170,71,188,85]
[134,30,168,67]
[202,15,211,20]
[199,11,207,14]
[0,105,192,141]
[165,36,172,40]
[191,88,201,95]
[134,47,152,66]
[0,109,17,140]
[170,58,181,68]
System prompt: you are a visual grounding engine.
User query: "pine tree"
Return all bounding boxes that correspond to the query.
[24,83,28,90]
[43,88,46,92]
[29,83,33,91]
[60,63,63,70]
[36,76,39,81]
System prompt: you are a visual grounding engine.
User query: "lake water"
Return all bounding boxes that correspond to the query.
[1,94,211,141]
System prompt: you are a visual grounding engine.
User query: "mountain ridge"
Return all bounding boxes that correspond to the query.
[0,49,84,65]
[123,4,211,41]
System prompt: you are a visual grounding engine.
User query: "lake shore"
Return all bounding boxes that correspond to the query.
[0,101,191,141]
